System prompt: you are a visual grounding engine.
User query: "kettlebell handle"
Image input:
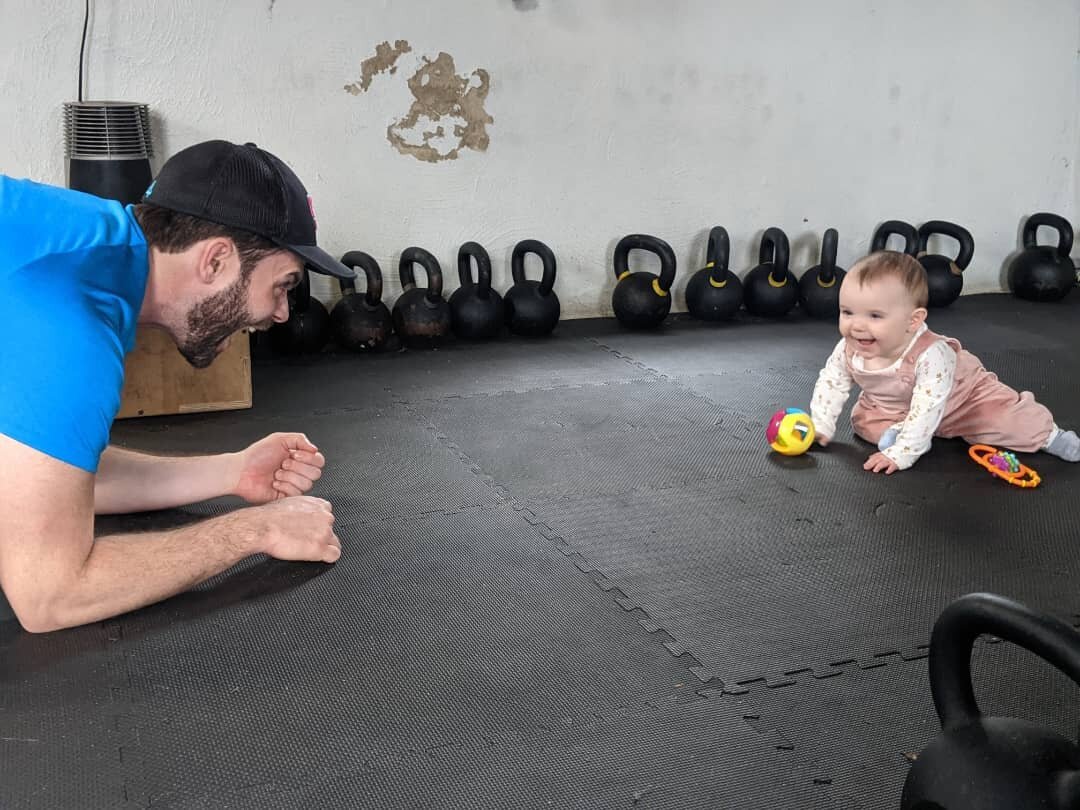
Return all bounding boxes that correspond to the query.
[871,220,919,256]
[705,226,730,282]
[339,251,384,307]
[918,221,975,270]
[458,241,494,298]
[288,268,313,314]
[613,233,677,293]
[930,592,1080,731]
[1022,212,1074,257]
[511,239,557,296]
[815,228,839,286]
[757,227,791,282]
[399,246,444,303]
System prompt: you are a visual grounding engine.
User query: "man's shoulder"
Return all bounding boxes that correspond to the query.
[0,175,145,259]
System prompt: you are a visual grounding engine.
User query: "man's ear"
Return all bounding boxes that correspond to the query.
[195,238,236,285]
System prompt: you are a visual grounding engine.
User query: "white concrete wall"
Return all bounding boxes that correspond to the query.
[1,0,1077,317]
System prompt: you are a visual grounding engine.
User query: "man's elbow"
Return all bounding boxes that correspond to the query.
[5,590,73,634]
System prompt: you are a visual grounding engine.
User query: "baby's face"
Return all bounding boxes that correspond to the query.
[838,273,924,363]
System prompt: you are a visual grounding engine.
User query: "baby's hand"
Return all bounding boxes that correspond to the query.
[864,452,899,475]
[815,433,831,447]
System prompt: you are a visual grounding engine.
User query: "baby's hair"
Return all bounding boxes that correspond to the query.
[847,251,928,308]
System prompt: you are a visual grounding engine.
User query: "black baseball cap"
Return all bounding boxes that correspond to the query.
[142,140,355,279]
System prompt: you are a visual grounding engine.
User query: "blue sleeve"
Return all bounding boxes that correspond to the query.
[0,176,147,473]
[0,289,125,474]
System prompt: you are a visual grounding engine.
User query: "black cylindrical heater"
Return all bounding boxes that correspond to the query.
[63,101,153,205]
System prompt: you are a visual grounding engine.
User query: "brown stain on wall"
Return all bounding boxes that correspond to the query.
[345,41,493,163]
[344,39,412,95]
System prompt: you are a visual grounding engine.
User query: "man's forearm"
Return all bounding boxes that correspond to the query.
[95,445,241,514]
[50,511,261,631]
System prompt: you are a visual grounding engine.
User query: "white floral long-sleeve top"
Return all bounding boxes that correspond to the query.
[810,324,957,469]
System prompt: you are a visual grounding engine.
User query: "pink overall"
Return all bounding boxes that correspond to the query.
[847,329,1054,452]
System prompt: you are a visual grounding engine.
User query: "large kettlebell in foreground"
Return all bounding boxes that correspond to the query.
[743,227,798,317]
[685,226,742,321]
[918,220,975,308]
[798,228,846,319]
[1007,213,1076,303]
[505,239,560,337]
[270,268,331,355]
[449,241,504,341]
[871,220,919,255]
[901,592,1080,810]
[330,251,395,352]
[392,246,452,349]
[612,233,677,329]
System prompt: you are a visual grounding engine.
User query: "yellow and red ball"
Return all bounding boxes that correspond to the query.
[766,408,815,456]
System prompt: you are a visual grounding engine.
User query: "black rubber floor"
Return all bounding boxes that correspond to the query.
[2,293,1078,809]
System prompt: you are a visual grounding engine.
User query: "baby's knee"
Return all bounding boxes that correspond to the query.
[851,423,882,445]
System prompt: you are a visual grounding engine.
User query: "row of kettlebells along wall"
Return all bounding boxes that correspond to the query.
[270,213,1077,355]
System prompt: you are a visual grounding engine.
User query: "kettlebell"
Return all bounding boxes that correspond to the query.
[743,227,798,317]
[330,251,395,352]
[902,592,1080,809]
[392,246,452,349]
[505,239,560,337]
[798,228,846,319]
[871,220,919,255]
[449,241,504,341]
[685,226,742,321]
[1007,213,1076,303]
[611,233,677,329]
[918,221,975,308]
[269,268,331,355]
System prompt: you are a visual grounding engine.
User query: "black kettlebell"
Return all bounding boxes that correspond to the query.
[871,220,919,255]
[392,247,452,349]
[611,234,677,329]
[505,239,560,337]
[918,221,975,308]
[269,268,331,355]
[743,227,798,317]
[902,592,1080,810]
[798,228,846,319]
[449,241,504,340]
[330,251,395,352]
[685,226,742,321]
[1007,213,1076,303]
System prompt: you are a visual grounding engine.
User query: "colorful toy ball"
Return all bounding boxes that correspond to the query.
[767,408,816,456]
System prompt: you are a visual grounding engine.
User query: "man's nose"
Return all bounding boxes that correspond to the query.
[273,297,291,323]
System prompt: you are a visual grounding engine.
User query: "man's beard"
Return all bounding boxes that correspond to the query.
[178,272,261,369]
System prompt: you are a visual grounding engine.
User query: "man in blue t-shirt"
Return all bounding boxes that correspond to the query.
[0,140,357,632]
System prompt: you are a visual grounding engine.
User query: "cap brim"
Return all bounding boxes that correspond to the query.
[287,243,357,279]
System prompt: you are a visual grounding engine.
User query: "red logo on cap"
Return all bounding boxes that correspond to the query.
[307,195,317,228]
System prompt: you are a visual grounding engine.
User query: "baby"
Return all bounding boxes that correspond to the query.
[810,250,1080,474]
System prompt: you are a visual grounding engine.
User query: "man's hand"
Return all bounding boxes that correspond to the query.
[241,496,341,564]
[231,433,325,504]
[864,451,900,475]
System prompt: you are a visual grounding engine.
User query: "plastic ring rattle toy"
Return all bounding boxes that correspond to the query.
[968,444,1041,488]
[766,408,815,456]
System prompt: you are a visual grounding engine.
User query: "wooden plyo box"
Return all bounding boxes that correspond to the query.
[116,328,252,419]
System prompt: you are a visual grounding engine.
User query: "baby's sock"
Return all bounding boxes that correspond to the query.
[1045,427,1080,462]
[878,427,901,452]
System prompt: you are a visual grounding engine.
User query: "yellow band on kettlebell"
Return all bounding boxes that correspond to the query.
[709,277,728,288]
[817,276,836,289]
[768,274,788,289]
[705,261,715,269]
[618,271,631,281]
[652,279,668,297]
